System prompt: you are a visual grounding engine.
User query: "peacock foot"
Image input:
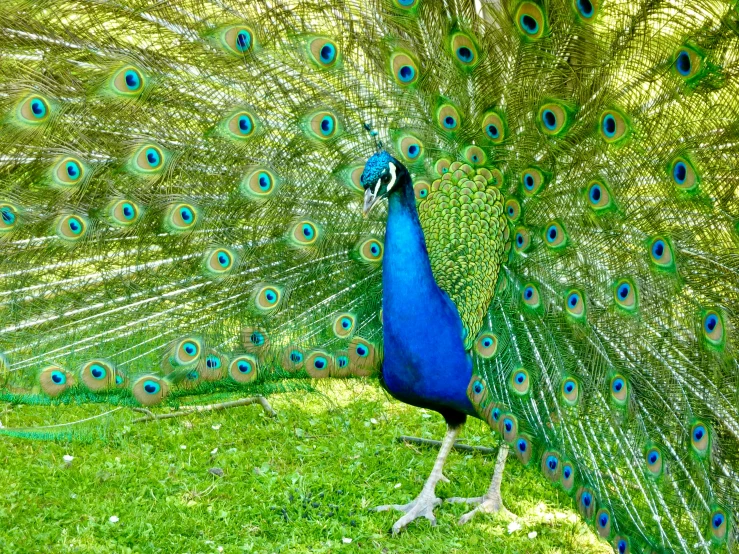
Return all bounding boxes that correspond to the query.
[375,488,443,534]
[446,492,513,524]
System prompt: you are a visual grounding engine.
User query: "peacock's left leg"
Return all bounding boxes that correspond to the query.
[447,442,512,524]
[375,423,461,534]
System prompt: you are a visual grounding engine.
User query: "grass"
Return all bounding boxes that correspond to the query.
[0,381,610,554]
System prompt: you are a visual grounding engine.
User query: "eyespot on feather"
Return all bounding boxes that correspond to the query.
[561,460,576,492]
[702,309,725,348]
[241,168,279,199]
[481,111,506,144]
[475,333,498,358]
[111,65,146,96]
[537,102,570,136]
[202,350,227,381]
[255,285,283,312]
[17,94,51,125]
[463,145,486,166]
[348,337,378,376]
[55,214,88,242]
[224,110,258,140]
[599,109,631,144]
[610,373,629,406]
[108,199,142,227]
[669,156,699,192]
[40,365,74,397]
[541,450,562,483]
[390,51,420,86]
[521,282,541,309]
[708,506,729,544]
[510,367,530,396]
[673,45,704,81]
[543,220,567,249]
[585,179,615,212]
[51,157,87,187]
[645,445,664,478]
[308,37,340,68]
[690,420,711,456]
[219,26,255,56]
[467,376,488,406]
[573,0,598,20]
[398,135,424,162]
[169,337,202,368]
[357,238,383,263]
[613,278,638,312]
[333,313,356,338]
[612,537,631,554]
[307,110,341,141]
[515,2,547,40]
[305,350,333,378]
[242,327,270,353]
[513,226,532,254]
[514,435,534,466]
[132,375,169,406]
[131,143,168,175]
[504,198,521,222]
[281,347,305,372]
[576,487,596,521]
[648,236,675,271]
[163,203,199,233]
[204,247,237,275]
[596,508,612,539]
[564,289,586,320]
[290,219,321,246]
[434,158,451,176]
[0,203,19,233]
[450,32,479,68]
[436,103,461,133]
[229,354,259,383]
[414,180,430,201]
[80,359,116,391]
[561,375,580,406]
[499,413,518,443]
[520,167,546,195]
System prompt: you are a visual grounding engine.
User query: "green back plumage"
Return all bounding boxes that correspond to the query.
[0,0,738,552]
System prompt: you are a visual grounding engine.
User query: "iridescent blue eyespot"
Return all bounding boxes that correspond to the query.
[314,356,327,369]
[145,148,161,168]
[407,143,420,158]
[546,455,558,470]
[676,50,691,76]
[66,161,80,179]
[705,313,718,333]
[482,338,492,348]
[602,114,616,137]
[122,203,135,220]
[582,492,592,507]
[516,233,524,246]
[341,317,352,329]
[356,344,368,357]
[492,408,501,421]
[206,355,221,369]
[504,419,513,433]
[180,207,193,222]
[515,371,526,384]
[517,438,527,452]
[648,451,659,464]
[618,283,630,300]
[568,293,579,308]
[652,239,665,259]
[31,98,47,118]
[524,286,534,300]
[1,207,15,225]
[320,44,336,63]
[143,380,161,394]
[612,378,624,393]
[183,341,197,356]
[456,47,473,63]
[258,172,271,190]
[238,361,252,373]
[486,124,500,139]
[90,364,106,380]
[617,539,627,553]
[251,331,264,346]
[713,513,725,528]
[576,0,594,17]
[473,381,483,394]
[337,355,348,368]
[290,351,303,363]
[542,109,557,130]
[236,30,251,52]
[398,65,415,82]
[693,425,705,442]
[320,116,334,136]
[520,14,539,34]
[589,184,602,203]
[524,173,535,190]
[124,70,141,90]
[238,115,252,134]
[673,161,687,184]
[598,512,609,528]
[563,466,572,479]
[546,225,558,242]
[51,371,66,385]
[443,116,457,129]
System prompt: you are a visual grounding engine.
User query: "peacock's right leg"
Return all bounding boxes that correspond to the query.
[375,424,461,534]
[446,442,512,524]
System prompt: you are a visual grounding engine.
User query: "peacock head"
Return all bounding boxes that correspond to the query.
[361,151,410,216]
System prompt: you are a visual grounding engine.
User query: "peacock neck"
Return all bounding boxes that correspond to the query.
[381,177,475,423]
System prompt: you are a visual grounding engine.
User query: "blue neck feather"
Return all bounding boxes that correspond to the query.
[381,176,476,423]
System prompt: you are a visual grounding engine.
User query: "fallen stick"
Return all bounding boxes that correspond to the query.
[397,435,498,454]
[132,396,276,423]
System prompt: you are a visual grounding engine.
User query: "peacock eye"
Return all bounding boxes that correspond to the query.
[381,173,391,184]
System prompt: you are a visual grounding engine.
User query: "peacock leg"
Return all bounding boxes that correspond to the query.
[375,424,461,534]
[447,442,513,524]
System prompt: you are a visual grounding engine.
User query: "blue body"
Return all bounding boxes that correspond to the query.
[381,182,476,422]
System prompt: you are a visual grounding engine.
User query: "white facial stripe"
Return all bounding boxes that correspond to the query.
[373,178,382,197]
[387,162,398,191]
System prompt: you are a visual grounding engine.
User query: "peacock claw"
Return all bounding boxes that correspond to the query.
[447,494,513,525]
[375,490,443,534]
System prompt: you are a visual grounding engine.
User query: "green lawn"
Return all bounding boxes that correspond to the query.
[0,381,609,553]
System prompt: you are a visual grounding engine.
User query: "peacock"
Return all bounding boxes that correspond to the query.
[1,0,738,551]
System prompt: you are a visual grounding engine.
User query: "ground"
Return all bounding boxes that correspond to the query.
[0,381,610,554]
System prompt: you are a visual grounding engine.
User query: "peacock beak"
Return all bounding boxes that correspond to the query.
[363,187,381,217]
